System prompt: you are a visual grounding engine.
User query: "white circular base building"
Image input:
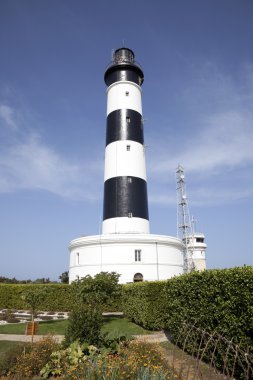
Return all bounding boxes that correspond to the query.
[69,234,184,283]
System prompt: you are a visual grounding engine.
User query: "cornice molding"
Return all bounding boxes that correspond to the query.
[69,234,184,251]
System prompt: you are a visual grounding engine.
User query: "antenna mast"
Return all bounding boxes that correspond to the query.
[176,165,194,273]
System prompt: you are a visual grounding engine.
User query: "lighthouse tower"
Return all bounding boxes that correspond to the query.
[103,48,149,235]
[68,48,185,284]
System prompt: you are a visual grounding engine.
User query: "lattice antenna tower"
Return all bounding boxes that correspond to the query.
[176,165,194,273]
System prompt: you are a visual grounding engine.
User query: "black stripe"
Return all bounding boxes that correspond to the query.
[103,176,149,221]
[106,109,144,146]
[104,65,144,87]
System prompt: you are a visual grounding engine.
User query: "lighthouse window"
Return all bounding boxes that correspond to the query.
[76,252,80,265]
[128,212,132,218]
[126,145,131,151]
[125,91,129,96]
[126,116,130,124]
[196,238,204,243]
[127,177,132,183]
[135,250,141,262]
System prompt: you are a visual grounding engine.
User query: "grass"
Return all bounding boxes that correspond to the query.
[101,316,152,339]
[160,341,226,380]
[0,316,152,337]
[0,319,68,335]
[0,340,22,358]
[0,316,152,361]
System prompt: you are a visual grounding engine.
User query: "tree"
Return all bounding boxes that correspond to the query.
[21,287,47,321]
[59,271,69,284]
[73,271,121,308]
[34,278,50,284]
[64,304,103,346]
[0,276,18,284]
[65,272,121,346]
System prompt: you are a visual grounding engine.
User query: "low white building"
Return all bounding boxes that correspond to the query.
[69,234,184,284]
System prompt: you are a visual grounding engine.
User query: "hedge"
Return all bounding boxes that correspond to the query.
[163,267,253,347]
[123,267,253,348]
[122,281,166,330]
[0,283,122,312]
[122,267,253,378]
[0,284,74,311]
[1,267,253,346]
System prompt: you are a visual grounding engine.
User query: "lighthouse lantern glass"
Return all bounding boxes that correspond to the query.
[114,48,134,64]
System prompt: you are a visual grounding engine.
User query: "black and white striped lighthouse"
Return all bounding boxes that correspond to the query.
[69,47,185,284]
[103,47,150,234]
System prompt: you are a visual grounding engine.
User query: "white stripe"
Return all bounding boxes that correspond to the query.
[107,81,142,115]
[104,140,147,181]
[102,217,150,234]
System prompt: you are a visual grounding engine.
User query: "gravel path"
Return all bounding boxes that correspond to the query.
[0,331,168,344]
[133,331,168,343]
[0,334,64,343]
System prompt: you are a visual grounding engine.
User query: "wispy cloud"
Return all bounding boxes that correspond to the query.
[0,104,17,130]
[0,103,103,200]
[150,110,253,176]
[147,63,253,206]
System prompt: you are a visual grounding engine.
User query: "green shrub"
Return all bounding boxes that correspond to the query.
[64,305,103,346]
[123,267,253,379]
[40,341,99,379]
[41,340,174,380]
[122,281,166,330]
[72,272,122,312]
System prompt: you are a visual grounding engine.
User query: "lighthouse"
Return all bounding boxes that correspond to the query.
[103,48,149,235]
[69,48,185,284]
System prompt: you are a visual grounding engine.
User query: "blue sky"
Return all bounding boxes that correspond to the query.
[0,0,253,280]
